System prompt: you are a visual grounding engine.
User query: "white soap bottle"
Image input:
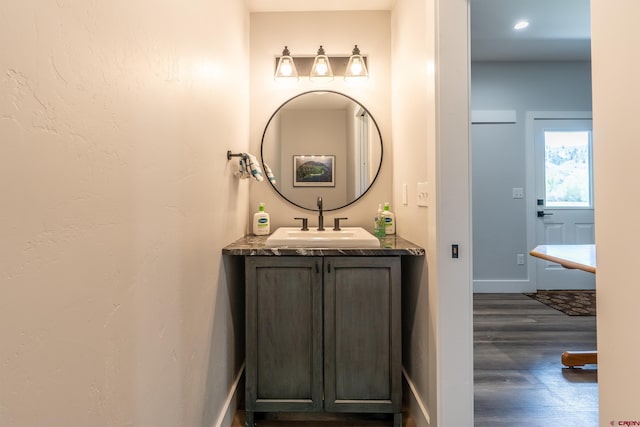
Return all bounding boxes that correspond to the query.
[382,201,395,235]
[253,203,270,235]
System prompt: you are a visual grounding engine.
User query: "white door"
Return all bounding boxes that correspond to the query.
[534,118,596,290]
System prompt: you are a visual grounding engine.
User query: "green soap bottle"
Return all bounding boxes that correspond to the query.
[253,203,270,236]
[374,204,386,237]
[383,202,395,235]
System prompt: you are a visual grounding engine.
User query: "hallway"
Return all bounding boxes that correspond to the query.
[474,293,598,426]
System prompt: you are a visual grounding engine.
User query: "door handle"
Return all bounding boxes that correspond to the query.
[537,210,554,217]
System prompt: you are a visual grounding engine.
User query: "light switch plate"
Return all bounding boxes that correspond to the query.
[417,182,429,207]
[402,183,408,205]
[512,187,524,199]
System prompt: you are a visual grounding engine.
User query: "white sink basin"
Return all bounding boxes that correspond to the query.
[265,227,381,248]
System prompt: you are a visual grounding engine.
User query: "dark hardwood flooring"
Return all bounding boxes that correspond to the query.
[233,293,598,426]
[474,293,598,427]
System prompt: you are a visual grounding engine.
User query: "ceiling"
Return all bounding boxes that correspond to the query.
[247,0,395,12]
[471,0,591,61]
[247,0,591,62]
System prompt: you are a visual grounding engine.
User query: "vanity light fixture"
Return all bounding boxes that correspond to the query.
[274,45,368,82]
[309,45,334,82]
[344,45,368,81]
[274,46,298,80]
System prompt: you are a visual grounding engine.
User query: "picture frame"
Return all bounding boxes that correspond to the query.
[293,155,335,187]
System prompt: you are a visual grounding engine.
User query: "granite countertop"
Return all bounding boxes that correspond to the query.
[222,234,425,256]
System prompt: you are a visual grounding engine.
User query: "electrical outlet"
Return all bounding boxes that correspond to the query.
[517,253,525,265]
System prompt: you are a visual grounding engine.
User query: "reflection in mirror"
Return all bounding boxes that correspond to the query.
[261,91,383,211]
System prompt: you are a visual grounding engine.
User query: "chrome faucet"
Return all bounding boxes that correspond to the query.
[317,196,324,231]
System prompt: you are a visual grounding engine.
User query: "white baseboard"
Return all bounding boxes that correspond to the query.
[473,279,535,293]
[402,367,431,427]
[215,364,429,426]
[214,362,245,427]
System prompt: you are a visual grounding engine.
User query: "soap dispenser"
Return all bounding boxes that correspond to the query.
[253,203,270,235]
[374,204,386,237]
[382,202,395,235]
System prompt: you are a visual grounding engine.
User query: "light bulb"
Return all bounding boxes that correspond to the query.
[280,59,292,76]
[309,46,333,82]
[350,58,363,75]
[316,59,328,76]
[344,45,368,81]
[274,46,298,80]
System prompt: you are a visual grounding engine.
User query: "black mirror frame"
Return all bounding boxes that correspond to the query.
[260,90,383,212]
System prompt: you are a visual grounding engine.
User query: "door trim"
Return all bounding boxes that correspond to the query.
[525,111,593,290]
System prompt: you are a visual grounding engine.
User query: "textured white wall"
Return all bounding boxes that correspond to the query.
[393,0,473,425]
[591,0,640,424]
[0,1,249,426]
[249,11,392,230]
[390,0,436,424]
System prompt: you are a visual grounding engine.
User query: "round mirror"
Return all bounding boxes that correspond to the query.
[261,91,383,211]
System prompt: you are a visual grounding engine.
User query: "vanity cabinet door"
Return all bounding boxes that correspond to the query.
[323,256,402,414]
[245,257,323,413]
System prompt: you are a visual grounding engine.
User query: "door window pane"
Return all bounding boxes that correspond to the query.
[544,131,592,207]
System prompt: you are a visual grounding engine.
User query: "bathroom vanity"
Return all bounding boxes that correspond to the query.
[223,89,425,426]
[222,235,424,427]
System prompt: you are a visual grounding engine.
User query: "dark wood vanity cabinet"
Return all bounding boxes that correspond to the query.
[245,256,402,427]
[245,256,324,414]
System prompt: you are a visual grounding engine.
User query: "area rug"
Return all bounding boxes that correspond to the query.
[524,290,596,316]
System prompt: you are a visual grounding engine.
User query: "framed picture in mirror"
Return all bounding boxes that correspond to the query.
[293,155,335,187]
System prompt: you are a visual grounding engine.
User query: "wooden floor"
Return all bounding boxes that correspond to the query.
[474,293,598,427]
[234,293,598,426]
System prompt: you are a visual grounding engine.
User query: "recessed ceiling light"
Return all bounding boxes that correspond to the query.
[514,20,530,30]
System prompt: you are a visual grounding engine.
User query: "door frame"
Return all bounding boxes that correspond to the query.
[525,111,593,290]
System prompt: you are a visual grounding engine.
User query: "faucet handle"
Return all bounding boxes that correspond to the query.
[333,217,348,231]
[294,217,309,231]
